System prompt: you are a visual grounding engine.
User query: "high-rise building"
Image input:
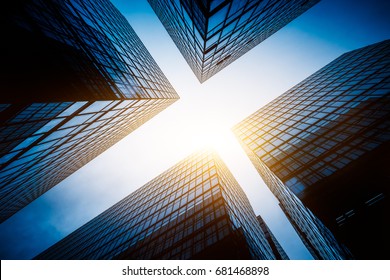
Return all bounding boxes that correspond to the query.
[0,0,179,223]
[253,156,351,260]
[35,151,276,260]
[147,0,319,82]
[256,215,289,260]
[234,40,390,259]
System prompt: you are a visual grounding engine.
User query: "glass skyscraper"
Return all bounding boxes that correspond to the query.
[35,151,276,260]
[234,40,390,259]
[252,155,351,260]
[147,0,319,82]
[0,0,179,223]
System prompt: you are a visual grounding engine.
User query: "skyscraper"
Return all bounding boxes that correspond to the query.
[35,151,276,260]
[234,40,390,259]
[0,0,179,223]
[256,215,289,260]
[252,156,351,260]
[147,0,319,82]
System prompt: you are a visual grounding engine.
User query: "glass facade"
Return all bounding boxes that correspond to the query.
[147,0,319,82]
[234,40,390,259]
[256,215,289,260]
[35,151,276,260]
[0,0,179,223]
[252,154,351,260]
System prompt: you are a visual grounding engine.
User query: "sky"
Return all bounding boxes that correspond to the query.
[0,0,389,260]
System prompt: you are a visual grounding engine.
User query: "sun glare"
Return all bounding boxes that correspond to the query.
[175,109,238,156]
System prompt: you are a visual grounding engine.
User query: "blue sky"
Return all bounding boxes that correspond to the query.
[0,0,389,260]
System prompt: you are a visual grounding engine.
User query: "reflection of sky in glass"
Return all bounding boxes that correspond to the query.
[35,151,276,260]
[151,0,319,82]
[0,0,389,260]
[239,40,390,197]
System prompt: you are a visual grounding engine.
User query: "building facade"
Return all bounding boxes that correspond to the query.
[253,155,351,260]
[234,40,390,259]
[147,0,319,82]
[256,215,289,260]
[0,0,179,223]
[35,151,276,260]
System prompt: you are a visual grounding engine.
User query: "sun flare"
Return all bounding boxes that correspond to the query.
[172,109,238,155]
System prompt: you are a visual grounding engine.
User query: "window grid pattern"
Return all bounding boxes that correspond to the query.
[246,150,351,260]
[213,157,275,259]
[35,151,275,260]
[0,99,175,222]
[10,0,178,99]
[234,40,390,197]
[148,0,319,82]
[1,0,179,222]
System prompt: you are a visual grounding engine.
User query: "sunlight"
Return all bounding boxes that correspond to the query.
[173,108,238,156]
